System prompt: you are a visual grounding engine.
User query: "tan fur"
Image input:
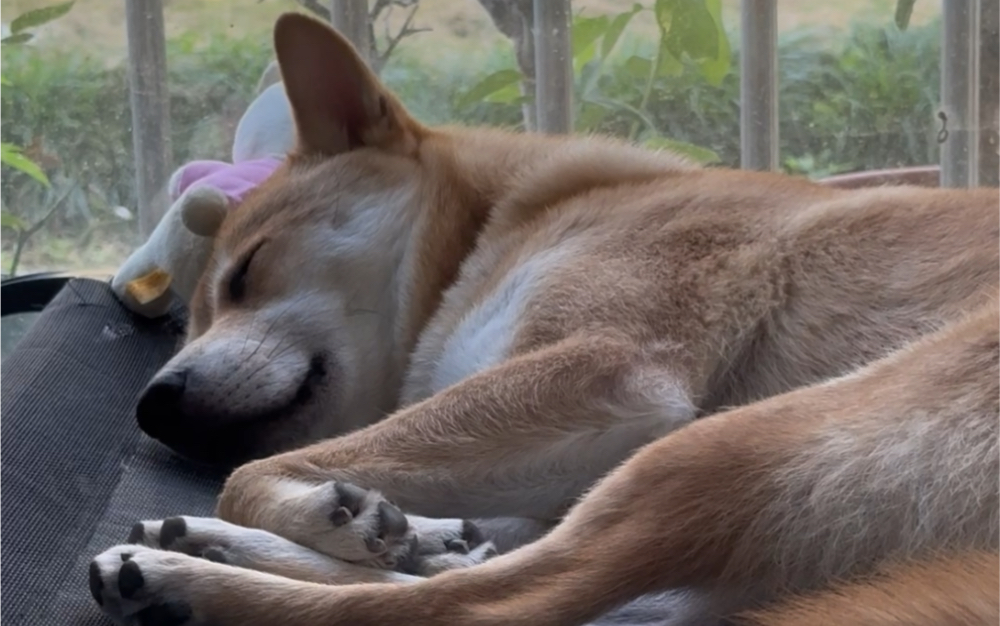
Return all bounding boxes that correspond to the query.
[91,13,1000,626]
[735,552,999,626]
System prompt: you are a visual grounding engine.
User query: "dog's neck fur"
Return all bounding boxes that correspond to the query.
[388,129,695,407]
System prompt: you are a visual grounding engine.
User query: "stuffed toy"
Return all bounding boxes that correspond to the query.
[111,81,294,318]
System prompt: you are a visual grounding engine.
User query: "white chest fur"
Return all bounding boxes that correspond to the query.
[405,247,573,400]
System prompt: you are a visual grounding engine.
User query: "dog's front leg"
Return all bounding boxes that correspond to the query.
[217,334,698,571]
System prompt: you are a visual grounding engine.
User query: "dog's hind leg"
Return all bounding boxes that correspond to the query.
[734,551,1000,626]
[216,334,697,570]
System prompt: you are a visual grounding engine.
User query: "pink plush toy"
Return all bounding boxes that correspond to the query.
[111,82,294,318]
[170,157,282,236]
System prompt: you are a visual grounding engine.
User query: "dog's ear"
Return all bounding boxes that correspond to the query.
[273,12,417,156]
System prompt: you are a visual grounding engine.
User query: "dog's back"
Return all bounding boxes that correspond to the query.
[409,150,998,412]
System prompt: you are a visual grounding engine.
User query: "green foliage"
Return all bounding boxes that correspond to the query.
[2,31,270,252]
[1,211,28,231]
[456,69,523,111]
[458,0,730,158]
[2,33,34,45]
[894,0,918,31]
[652,0,729,84]
[0,142,49,186]
[0,2,70,192]
[7,1,74,39]
[777,23,941,175]
[2,1,75,275]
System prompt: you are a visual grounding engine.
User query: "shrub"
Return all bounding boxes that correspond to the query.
[453,17,942,174]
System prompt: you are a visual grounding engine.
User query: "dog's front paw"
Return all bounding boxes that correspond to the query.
[396,517,498,575]
[90,545,202,626]
[275,480,414,569]
[410,540,499,576]
[270,480,496,574]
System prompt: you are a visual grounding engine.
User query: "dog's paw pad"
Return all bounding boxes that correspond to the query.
[128,522,147,545]
[328,482,367,527]
[125,517,239,567]
[443,520,485,555]
[117,560,145,599]
[410,517,488,556]
[202,547,229,564]
[395,518,498,576]
[89,561,105,606]
[159,517,188,549]
[416,540,499,576]
[89,545,198,625]
[291,481,414,568]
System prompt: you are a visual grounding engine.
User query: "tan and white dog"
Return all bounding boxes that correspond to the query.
[89,13,999,626]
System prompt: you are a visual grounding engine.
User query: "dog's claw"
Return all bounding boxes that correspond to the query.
[445,539,470,554]
[330,506,353,527]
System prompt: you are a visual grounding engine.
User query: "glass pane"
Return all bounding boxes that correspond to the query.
[0,0,980,280]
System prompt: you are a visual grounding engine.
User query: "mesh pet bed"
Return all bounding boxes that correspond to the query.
[1,278,228,625]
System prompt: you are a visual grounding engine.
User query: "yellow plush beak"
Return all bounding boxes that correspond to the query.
[125,268,172,305]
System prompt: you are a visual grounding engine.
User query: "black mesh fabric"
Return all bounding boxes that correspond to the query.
[1,279,227,626]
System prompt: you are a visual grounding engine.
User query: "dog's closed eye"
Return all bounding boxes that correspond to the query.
[227,241,264,302]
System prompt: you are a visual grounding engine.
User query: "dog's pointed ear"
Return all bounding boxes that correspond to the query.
[273,12,417,156]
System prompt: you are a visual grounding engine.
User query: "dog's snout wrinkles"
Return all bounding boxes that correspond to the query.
[136,370,188,443]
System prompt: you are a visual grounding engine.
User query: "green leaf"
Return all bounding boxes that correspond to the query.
[655,43,683,77]
[0,143,50,186]
[572,14,609,71]
[573,15,609,58]
[624,55,653,80]
[0,74,10,86]
[483,81,524,105]
[655,0,720,61]
[894,0,917,31]
[1,211,27,231]
[11,1,74,33]
[456,69,522,110]
[600,5,642,60]
[1,33,34,45]
[575,101,610,132]
[587,95,659,134]
[695,0,731,86]
[642,136,721,165]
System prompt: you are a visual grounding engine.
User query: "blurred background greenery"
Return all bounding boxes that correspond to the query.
[1,0,945,275]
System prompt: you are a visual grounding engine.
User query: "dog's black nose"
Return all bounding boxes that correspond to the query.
[136,370,187,441]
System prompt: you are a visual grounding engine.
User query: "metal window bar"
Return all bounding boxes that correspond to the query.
[125,0,172,237]
[740,0,779,171]
[532,0,573,134]
[979,0,999,187]
[940,0,982,188]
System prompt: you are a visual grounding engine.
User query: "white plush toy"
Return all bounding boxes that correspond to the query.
[111,81,295,318]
